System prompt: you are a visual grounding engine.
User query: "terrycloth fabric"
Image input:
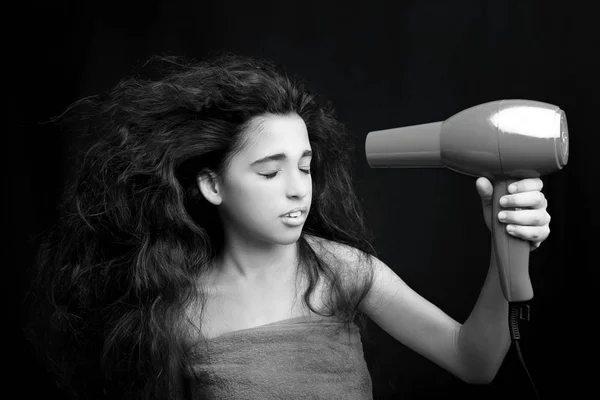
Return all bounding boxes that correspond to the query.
[186,315,373,400]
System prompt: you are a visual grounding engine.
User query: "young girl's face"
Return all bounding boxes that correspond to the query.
[213,113,313,245]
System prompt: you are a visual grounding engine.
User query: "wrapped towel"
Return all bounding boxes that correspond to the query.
[186,315,373,400]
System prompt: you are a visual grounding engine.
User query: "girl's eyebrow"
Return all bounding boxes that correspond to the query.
[250,150,312,166]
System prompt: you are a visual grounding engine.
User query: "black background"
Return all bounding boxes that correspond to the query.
[10,1,598,399]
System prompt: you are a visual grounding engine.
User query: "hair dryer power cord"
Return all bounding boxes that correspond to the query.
[509,302,540,400]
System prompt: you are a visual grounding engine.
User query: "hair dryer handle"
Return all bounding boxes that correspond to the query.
[492,179,533,303]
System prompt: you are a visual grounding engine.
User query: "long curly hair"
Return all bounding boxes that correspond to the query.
[24,54,378,400]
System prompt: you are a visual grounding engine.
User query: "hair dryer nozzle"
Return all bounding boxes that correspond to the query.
[365,121,444,168]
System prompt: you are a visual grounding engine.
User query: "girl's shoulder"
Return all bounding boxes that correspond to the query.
[303,234,374,286]
[304,234,368,267]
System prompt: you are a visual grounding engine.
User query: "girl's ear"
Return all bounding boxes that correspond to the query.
[197,169,223,205]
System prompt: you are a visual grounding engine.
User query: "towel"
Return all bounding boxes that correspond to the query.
[186,315,373,400]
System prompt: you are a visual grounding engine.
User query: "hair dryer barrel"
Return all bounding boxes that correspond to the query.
[365,122,444,167]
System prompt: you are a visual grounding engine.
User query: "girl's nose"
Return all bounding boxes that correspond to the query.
[286,169,310,198]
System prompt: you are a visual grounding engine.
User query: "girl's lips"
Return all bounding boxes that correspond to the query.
[281,211,306,226]
[280,206,308,217]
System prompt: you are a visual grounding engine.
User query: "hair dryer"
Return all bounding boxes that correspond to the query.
[365,99,569,303]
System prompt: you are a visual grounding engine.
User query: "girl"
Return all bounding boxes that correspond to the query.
[25,54,551,400]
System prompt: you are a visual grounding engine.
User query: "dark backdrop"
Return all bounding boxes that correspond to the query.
[10,1,598,399]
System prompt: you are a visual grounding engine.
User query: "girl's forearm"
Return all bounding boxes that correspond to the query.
[457,240,512,383]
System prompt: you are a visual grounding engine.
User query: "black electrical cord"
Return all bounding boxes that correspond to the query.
[509,302,540,400]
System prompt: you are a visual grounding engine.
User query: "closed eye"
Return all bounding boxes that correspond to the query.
[261,169,311,179]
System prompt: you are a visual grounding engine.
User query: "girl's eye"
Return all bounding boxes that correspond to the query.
[260,169,311,179]
[262,172,278,179]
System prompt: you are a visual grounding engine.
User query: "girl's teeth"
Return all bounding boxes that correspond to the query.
[287,211,301,218]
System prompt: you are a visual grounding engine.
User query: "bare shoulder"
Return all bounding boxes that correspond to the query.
[303,234,368,267]
[304,234,409,305]
[303,234,377,289]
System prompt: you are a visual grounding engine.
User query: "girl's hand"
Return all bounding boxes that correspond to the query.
[476,177,551,251]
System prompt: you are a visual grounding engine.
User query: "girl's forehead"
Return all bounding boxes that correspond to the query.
[241,114,310,155]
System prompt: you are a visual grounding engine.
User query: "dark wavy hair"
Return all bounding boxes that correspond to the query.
[24,54,378,400]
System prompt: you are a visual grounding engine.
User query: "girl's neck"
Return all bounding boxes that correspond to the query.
[213,235,300,283]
